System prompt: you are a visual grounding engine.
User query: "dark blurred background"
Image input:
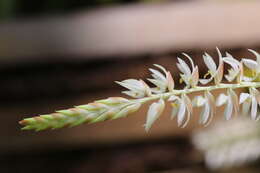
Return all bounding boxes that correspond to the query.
[2,0,260,172]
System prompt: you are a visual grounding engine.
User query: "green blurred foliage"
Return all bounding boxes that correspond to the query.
[0,0,16,19]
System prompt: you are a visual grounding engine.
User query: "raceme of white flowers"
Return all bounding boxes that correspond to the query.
[117,48,260,131]
[20,48,260,131]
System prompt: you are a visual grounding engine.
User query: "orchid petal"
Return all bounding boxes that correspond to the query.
[216,94,228,106]
[242,100,251,116]
[239,93,251,104]
[182,53,195,70]
[229,89,239,116]
[177,99,186,127]
[191,66,199,87]
[242,59,258,70]
[248,49,260,66]
[251,96,257,120]
[203,53,217,73]
[200,77,214,85]
[200,102,210,125]
[177,58,191,75]
[224,96,233,120]
[193,96,206,107]
[145,99,165,131]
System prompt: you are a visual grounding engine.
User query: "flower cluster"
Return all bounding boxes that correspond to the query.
[20,48,260,131]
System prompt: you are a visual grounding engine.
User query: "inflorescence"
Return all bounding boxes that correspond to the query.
[19,48,260,131]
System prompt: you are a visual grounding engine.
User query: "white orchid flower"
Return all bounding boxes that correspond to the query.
[116,79,151,98]
[177,53,199,88]
[223,52,242,82]
[148,64,174,94]
[200,47,224,85]
[144,99,165,132]
[169,94,193,127]
[239,88,260,120]
[193,91,215,126]
[242,49,260,81]
[216,89,239,120]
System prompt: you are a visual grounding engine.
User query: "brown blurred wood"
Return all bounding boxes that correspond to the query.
[0,1,260,63]
[0,47,255,103]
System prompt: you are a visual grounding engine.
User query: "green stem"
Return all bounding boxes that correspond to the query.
[137,82,260,104]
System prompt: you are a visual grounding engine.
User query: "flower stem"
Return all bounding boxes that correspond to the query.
[138,82,260,104]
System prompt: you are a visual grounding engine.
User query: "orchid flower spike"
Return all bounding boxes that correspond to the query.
[19,48,260,132]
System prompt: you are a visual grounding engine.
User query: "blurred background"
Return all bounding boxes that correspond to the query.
[2,0,260,172]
